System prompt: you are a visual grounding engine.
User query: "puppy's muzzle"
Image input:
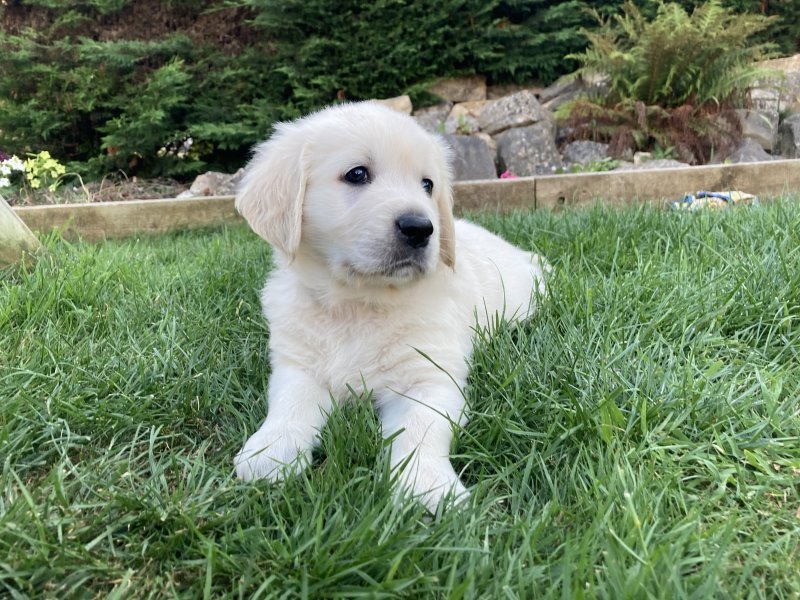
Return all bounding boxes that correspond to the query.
[396,214,433,249]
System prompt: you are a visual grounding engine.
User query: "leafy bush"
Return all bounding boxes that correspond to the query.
[563,1,778,164]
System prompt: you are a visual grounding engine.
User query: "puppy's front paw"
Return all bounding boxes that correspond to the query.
[234,428,310,482]
[395,456,469,513]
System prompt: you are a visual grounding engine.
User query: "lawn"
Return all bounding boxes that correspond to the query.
[1,200,799,598]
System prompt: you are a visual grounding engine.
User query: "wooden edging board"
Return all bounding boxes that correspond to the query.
[1,194,41,267]
[13,159,800,241]
[14,195,241,242]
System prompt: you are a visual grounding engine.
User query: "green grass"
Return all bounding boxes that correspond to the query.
[2,200,799,598]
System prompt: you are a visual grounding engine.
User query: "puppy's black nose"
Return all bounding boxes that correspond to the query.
[396,214,434,249]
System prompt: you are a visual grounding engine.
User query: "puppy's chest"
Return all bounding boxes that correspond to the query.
[269,301,469,398]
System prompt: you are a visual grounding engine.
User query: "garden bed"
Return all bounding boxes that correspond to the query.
[1,202,798,597]
[11,159,800,241]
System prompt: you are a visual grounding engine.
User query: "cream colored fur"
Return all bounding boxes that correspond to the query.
[234,102,549,511]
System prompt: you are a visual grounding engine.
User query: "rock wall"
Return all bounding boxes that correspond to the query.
[181,55,800,196]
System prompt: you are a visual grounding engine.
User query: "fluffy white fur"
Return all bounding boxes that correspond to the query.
[234,102,549,511]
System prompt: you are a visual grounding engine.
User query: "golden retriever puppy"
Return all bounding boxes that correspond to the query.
[234,102,549,511]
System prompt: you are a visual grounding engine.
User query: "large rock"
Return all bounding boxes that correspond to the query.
[486,83,540,100]
[371,95,413,114]
[427,76,487,103]
[479,90,551,135]
[777,113,800,158]
[749,88,781,123]
[736,108,778,151]
[539,77,585,113]
[495,121,561,176]
[413,102,452,134]
[726,138,776,164]
[539,77,581,104]
[179,169,244,198]
[561,140,609,166]
[758,54,800,111]
[443,101,487,135]
[443,134,497,181]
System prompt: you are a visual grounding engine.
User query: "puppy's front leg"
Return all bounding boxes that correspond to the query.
[235,365,331,482]
[378,387,468,512]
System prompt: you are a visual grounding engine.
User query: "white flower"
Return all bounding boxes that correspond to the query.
[0,177,11,188]
[6,155,25,172]
[0,164,9,176]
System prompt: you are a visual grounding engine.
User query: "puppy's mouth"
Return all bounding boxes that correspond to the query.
[345,256,429,283]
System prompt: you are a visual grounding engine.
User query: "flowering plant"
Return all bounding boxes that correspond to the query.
[0,153,26,189]
[24,151,66,191]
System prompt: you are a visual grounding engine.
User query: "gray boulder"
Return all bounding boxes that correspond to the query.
[371,95,412,115]
[726,138,776,164]
[443,101,487,135]
[413,103,452,134]
[777,113,800,158]
[561,140,609,166]
[479,90,551,136]
[427,76,487,103]
[540,77,585,113]
[736,108,778,151]
[757,54,800,112]
[495,122,562,176]
[539,77,581,105]
[486,83,539,100]
[443,134,497,181]
[178,169,244,198]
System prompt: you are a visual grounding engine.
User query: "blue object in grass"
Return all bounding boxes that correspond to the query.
[670,190,759,210]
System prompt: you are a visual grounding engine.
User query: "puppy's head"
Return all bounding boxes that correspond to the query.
[236,102,456,285]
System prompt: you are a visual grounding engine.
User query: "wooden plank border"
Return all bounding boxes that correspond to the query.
[15,196,240,242]
[534,159,800,209]
[12,159,800,240]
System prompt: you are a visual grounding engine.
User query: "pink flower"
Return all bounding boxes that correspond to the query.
[499,170,517,179]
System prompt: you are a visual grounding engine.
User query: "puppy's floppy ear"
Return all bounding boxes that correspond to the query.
[434,139,456,270]
[436,183,456,269]
[236,122,308,260]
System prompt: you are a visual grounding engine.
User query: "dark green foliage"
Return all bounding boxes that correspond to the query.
[1,0,602,178]
[0,0,795,178]
[247,0,597,109]
[0,0,271,178]
[671,0,799,55]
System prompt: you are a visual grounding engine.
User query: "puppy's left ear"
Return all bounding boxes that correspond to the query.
[436,182,456,269]
[236,122,308,260]
[433,137,456,269]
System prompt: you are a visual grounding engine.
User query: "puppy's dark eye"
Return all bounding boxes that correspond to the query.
[422,178,434,195]
[344,166,370,185]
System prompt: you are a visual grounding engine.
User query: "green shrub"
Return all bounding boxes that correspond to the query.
[563,0,778,164]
